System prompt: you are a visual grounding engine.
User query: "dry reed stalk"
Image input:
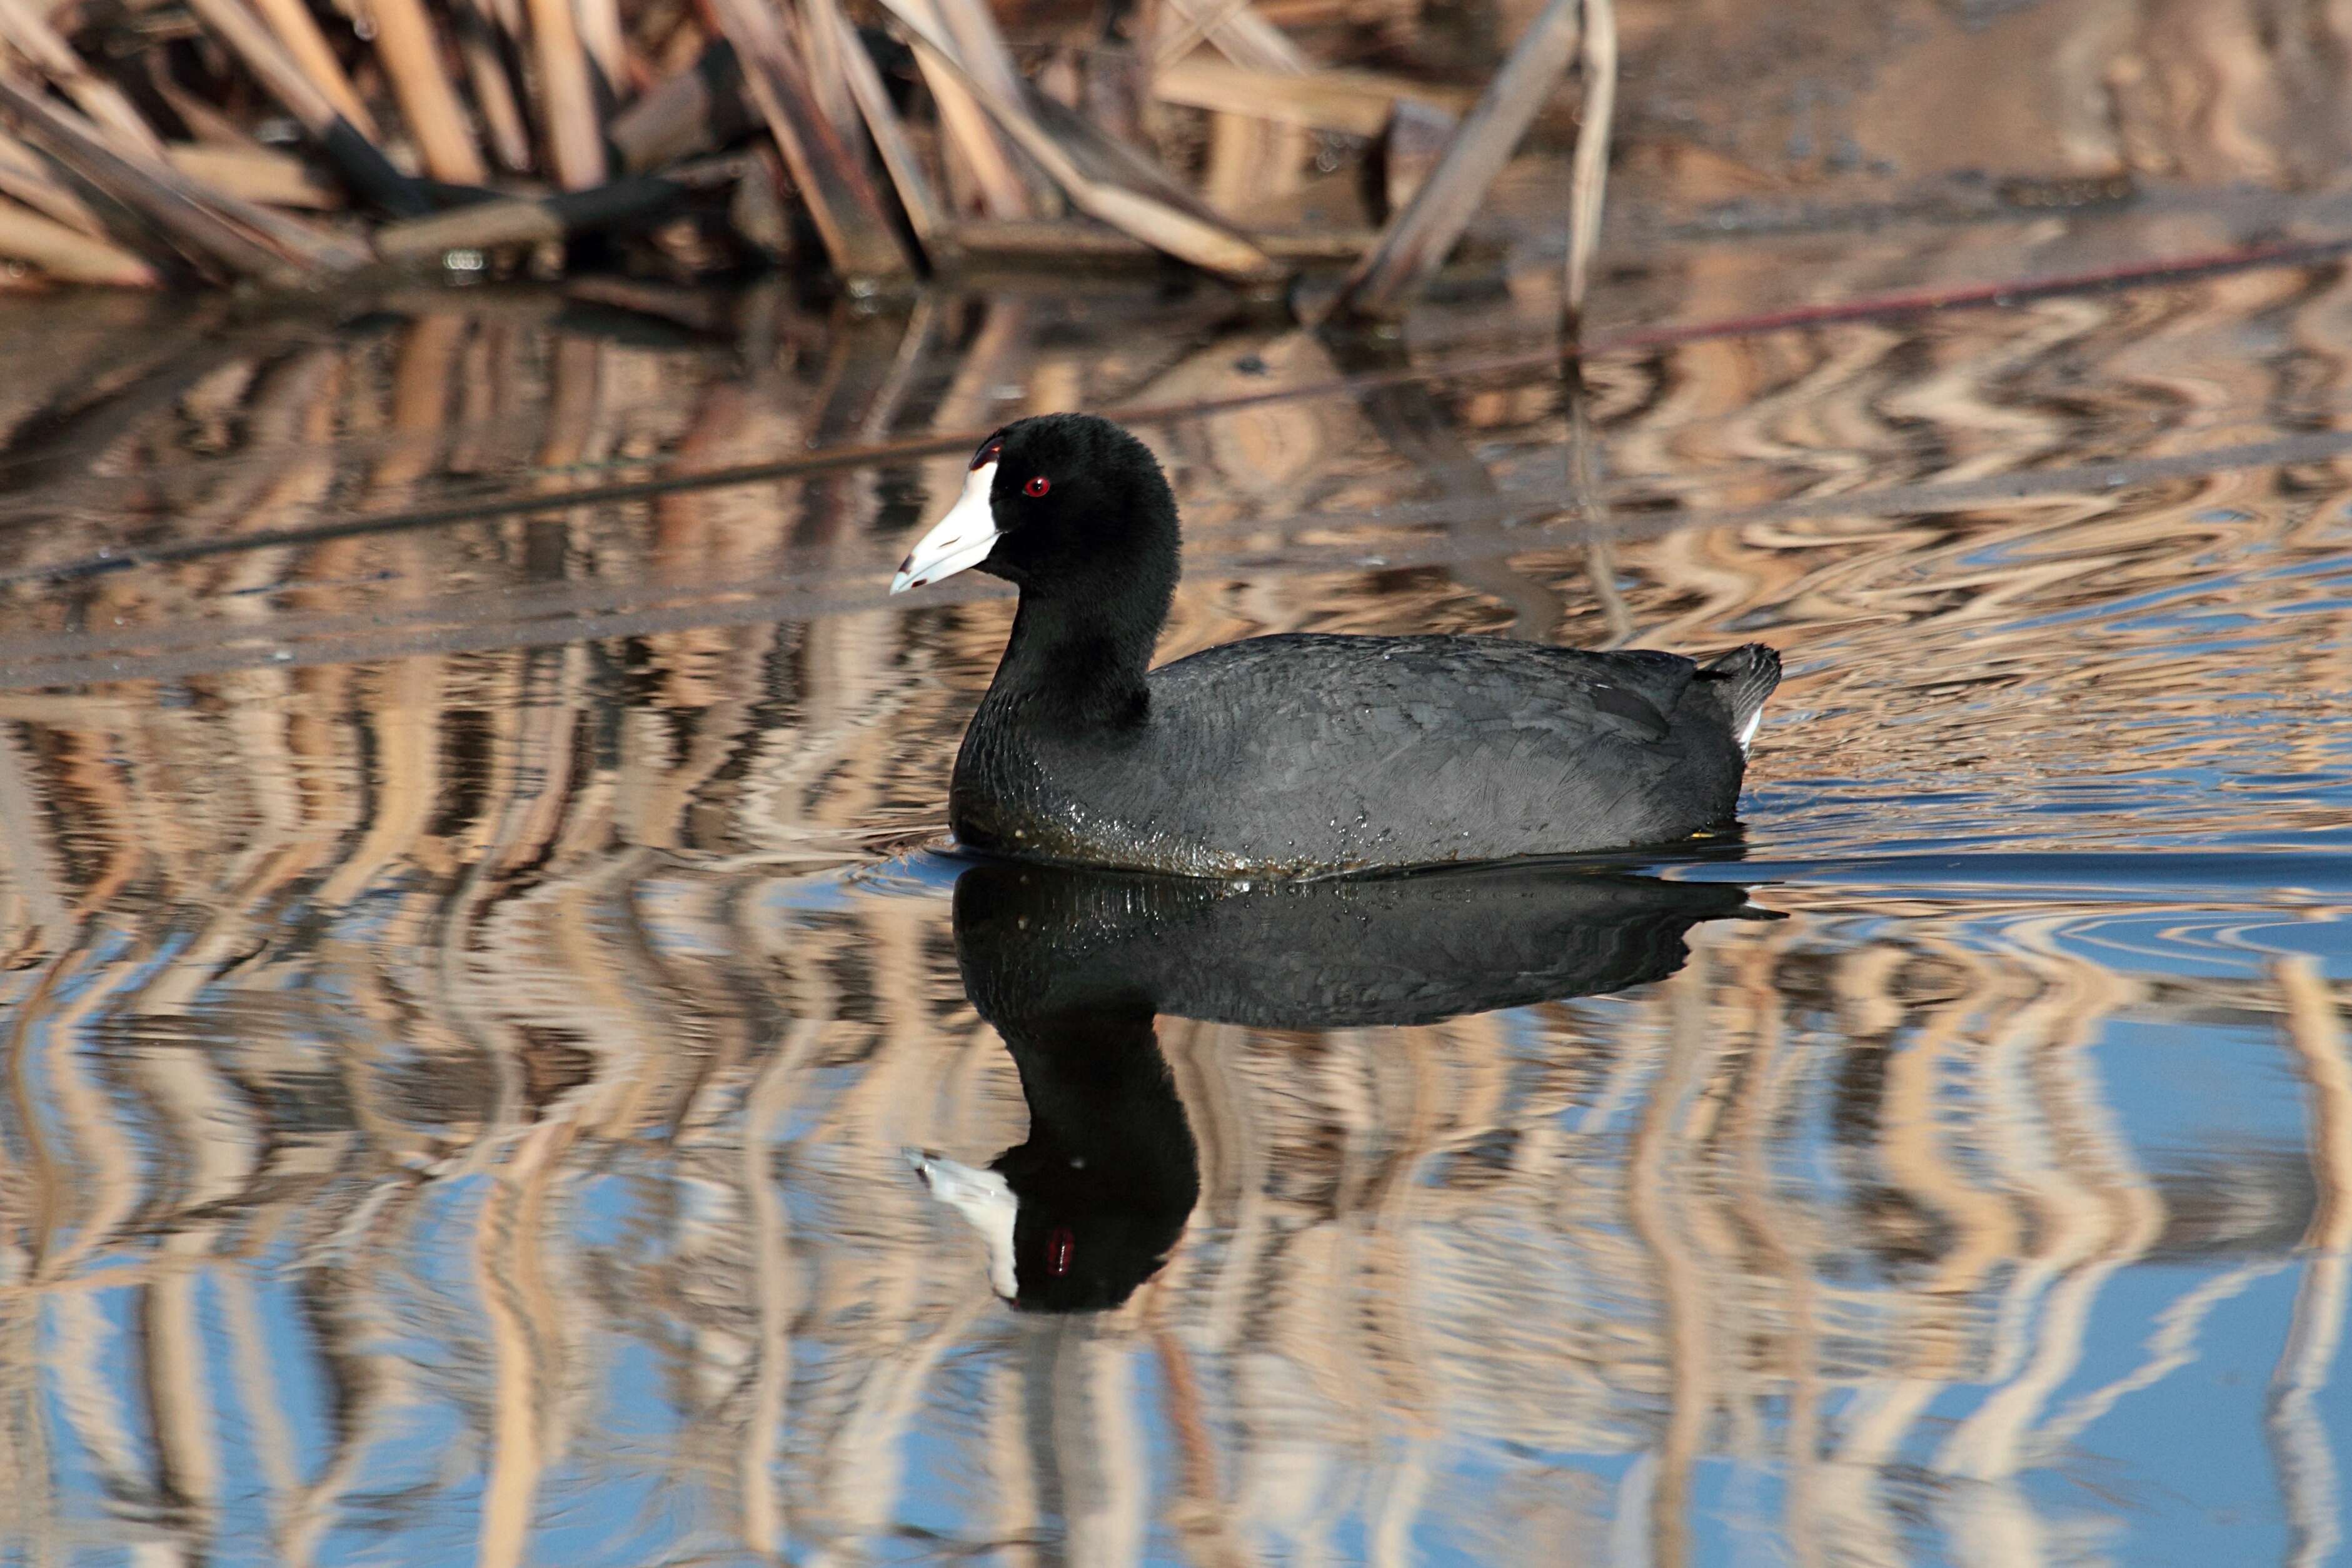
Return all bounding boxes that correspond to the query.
[167,144,344,209]
[950,216,1363,263]
[449,0,534,173]
[0,0,169,163]
[375,159,738,261]
[917,0,1055,215]
[576,0,627,92]
[1377,97,1453,219]
[526,0,610,189]
[791,0,863,149]
[810,0,948,249]
[0,194,158,284]
[369,0,491,185]
[927,0,1043,133]
[0,128,104,236]
[0,69,363,281]
[875,0,1282,283]
[708,0,912,281]
[1154,0,1308,73]
[182,0,430,214]
[1330,0,1581,321]
[903,0,1032,219]
[611,41,745,172]
[1562,0,1615,338]
[244,0,379,137]
[144,60,273,149]
[1152,57,1468,136]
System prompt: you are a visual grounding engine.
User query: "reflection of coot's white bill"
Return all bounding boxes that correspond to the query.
[905,1148,1018,1300]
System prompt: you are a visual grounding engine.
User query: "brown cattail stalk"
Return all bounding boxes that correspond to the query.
[370,0,490,185]
[527,0,610,189]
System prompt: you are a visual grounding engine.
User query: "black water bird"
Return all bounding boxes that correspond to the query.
[908,858,1765,1313]
[891,413,1782,877]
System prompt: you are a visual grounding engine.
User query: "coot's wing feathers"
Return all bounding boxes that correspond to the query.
[1141,634,1742,867]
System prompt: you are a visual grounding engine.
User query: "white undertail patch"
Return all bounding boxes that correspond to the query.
[1738,708,1763,756]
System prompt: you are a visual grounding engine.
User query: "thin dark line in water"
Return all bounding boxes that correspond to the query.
[8,229,2349,593]
[8,419,2352,685]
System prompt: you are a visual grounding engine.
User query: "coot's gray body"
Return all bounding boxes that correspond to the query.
[953,631,1776,878]
[893,413,1781,880]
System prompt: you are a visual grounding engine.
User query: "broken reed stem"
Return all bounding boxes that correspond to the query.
[709,0,912,281]
[1155,0,1309,73]
[527,0,610,189]
[1331,0,1581,321]
[0,68,364,281]
[369,0,490,185]
[167,144,343,209]
[875,0,1281,281]
[811,0,949,248]
[1152,0,1255,70]
[903,0,1033,218]
[1562,0,1615,339]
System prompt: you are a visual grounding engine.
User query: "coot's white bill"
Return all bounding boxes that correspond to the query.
[890,461,998,593]
[907,1148,1019,1299]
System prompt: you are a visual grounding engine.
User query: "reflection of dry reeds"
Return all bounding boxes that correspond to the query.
[0,223,2347,1558]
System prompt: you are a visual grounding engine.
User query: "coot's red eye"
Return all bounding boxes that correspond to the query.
[1024,475,1050,497]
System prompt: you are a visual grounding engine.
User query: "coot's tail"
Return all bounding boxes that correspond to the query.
[1701,644,1781,754]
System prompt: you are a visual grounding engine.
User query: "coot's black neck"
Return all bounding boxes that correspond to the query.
[984,551,1174,731]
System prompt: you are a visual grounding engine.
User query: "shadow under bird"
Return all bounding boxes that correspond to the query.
[891,413,1782,877]
[910,858,1769,1313]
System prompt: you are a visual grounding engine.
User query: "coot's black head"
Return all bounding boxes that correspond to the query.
[888,414,1180,617]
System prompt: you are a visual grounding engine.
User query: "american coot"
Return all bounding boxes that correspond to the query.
[892,413,1780,878]
[910,859,1764,1312]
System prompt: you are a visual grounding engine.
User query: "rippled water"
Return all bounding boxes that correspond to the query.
[0,198,2348,1566]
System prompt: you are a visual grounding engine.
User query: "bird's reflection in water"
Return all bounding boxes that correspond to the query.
[913,858,1771,1313]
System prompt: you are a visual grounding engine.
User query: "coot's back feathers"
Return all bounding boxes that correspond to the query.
[890,414,1782,878]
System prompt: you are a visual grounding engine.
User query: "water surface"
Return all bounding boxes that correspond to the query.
[0,198,2347,1565]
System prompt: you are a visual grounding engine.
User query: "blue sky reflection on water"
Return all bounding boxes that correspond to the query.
[0,234,2348,1564]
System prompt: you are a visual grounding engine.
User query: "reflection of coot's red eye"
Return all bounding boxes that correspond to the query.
[1025,475,1051,497]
